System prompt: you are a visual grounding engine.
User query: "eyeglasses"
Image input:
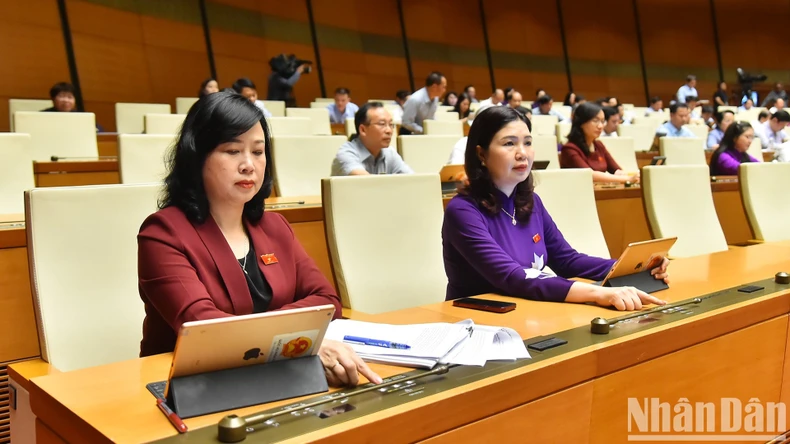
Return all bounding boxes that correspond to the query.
[367,121,396,130]
[590,119,605,126]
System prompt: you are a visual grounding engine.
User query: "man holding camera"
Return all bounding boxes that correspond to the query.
[267,54,311,107]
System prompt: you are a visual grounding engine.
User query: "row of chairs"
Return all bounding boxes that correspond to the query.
[21,162,790,373]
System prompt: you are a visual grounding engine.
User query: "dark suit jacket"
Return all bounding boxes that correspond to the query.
[137,206,341,357]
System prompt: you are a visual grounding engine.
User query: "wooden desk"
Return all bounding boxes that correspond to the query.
[635,150,775,169]
[33,160,120,187]
[96,133,118,158]
[15,242,790,443]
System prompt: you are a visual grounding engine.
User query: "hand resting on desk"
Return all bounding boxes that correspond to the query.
[319,339,383,386]
[567,258,670,311]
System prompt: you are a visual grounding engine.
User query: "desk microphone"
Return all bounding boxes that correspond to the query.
[50,155,117,161]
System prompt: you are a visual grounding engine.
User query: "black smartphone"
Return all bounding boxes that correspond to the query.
[452,298,516,313]
[650,156,666,166]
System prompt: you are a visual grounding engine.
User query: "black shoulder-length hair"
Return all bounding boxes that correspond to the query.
[566,102,603,156]
[709,121,753,175]
[460,106,535,222]
[159,91,273,223]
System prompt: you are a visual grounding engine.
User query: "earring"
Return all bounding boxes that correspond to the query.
[481,161,486,167]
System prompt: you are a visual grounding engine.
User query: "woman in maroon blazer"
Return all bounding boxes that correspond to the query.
[560,102,639,184]
[138,92,381,387]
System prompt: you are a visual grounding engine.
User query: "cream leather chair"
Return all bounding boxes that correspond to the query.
[533,135,560,169]
[642,165,727,257]
[261,100,286,117]
[399,135,458,174]
[632,114,666,128]
[116,103,171,134]
[25,184,159,371]
[684,125,709,147]
[118,134,174,184]
[310,102,330,109]
[438,105,454,112]
[267,117,312,136]
[739,163,790,242]
[9,99,52,131]
[556,122,571,145]
[551,104,571,120]
[531,115,559,136]
[175,97,198,114]
[659,137,706,165]
[735,108,763,123]
[285,108,331,135]
[533,169,610,258]
[718,106,737,114]
[315,98,335,103]
[272,135,346,196]
[0,134,34,214]
[618,124,657,151]
[14,111,98,161]
[424,119,463,136]
[144,113,186,135]
[601,137,638,172]
[434,111,459,121]
[322,174,446,313]
[747,137,763,162]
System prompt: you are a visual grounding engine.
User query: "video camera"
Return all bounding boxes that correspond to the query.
[269,54,313,78]
[736,68,767,105]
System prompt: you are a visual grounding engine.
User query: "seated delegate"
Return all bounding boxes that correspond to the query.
[560,103,638,183]
[709,122,758,176]
[442,107,669,311]
[137,91,381,386]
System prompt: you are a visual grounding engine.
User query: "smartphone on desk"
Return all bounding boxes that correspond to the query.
[452,298,516,313]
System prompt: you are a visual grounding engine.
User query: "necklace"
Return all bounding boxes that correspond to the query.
[501,207,517,226]
[241,254,248,274]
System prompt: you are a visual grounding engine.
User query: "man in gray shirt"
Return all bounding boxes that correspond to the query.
[331,102,413,176]
[401,72,447,135]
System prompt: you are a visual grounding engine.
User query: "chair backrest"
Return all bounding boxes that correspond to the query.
[618,124,657,151]
[261,100,286,117]
[310,102,329,109]
[739,162,790,242]
[530,115,559,136]
[25,184,159,371]
[551,104,571,120]
[601,137,638,172]
[144,113,186,135]
[747,137,763,161]
[659,137,706,165]
[266,117,312,136]
[272,135,346,196]
[322,174,446,313]
[115,103,171,134]
[533,135,560,169]
[642,165,727,257]
[285,108,331,135]
[0,134,34,214]
[315,98,335,103]
[718,106,737,114]
[424,119,463,136]
[555,122,571,144]
[9,99,52,131]
[434,111,459,121]
[632,114,666,128]
[533,169,610,258]
[438,105,454,112]
[684,125,709,147]
[14,111,98,161]
[118,134,174,184]
[175,97,198,114]
[735,108,763,122]
[399,135,459,174]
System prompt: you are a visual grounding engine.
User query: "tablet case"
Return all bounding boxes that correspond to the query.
[604,269,669,294]
[165,355,328,418]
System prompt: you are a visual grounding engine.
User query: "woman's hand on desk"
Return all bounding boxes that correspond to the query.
[593,286,666,311]
[650,257,670,283]
[319,339,383,387]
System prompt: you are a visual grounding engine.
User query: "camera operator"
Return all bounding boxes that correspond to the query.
[267,55,311,107]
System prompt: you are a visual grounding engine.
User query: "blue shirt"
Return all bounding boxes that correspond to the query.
[656,121,695,138]
[707,128,724,148]
[402,87,438,134]
[326,102,359,124]
[676,85,698,104]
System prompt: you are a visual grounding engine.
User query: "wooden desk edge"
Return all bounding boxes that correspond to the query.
[8,359,58,392]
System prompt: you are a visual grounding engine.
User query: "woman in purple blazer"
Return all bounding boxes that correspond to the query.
[442,106,670,311]
[709,121,759,176]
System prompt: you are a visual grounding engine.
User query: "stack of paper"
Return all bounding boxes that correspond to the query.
[324,319,530,369]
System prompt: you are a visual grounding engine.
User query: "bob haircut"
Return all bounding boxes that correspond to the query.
[709,121,754,175]
[159,91,273,224]
[461,106,535,222]
[566,102,604,156]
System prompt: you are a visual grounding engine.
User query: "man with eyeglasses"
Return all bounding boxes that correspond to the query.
[331,102,413,176]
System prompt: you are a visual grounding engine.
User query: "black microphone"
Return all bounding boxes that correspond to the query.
[50,155,117,162]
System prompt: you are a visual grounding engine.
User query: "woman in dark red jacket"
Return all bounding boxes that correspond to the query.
[137,91,380,387]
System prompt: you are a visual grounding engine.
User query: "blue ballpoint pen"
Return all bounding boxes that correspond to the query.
[343,335,411,349]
